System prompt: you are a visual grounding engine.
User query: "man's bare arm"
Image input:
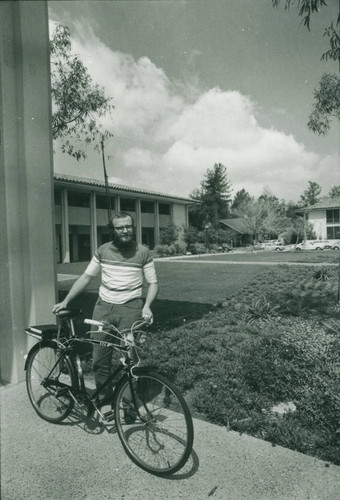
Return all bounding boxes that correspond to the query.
[142,282,159,321]
[52,273,94,313]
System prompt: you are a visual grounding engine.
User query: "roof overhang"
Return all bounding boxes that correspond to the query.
[54,173,194,205]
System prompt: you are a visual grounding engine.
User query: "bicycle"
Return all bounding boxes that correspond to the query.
[24,308,194,476]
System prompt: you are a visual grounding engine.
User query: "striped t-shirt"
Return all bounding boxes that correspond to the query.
[85,242,158,304]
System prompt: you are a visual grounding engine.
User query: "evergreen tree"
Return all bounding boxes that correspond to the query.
[189,163,232,229]
[231,189,253,211]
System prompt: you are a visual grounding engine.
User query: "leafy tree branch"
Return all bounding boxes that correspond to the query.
[50,24,113,160]
[272,0,340,135]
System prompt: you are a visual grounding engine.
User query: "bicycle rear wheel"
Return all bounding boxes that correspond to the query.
[114,368,194,476]
[25,341,77,423]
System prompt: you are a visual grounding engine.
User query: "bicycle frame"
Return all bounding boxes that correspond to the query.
[28,315,149,420]
[25,313,194,476]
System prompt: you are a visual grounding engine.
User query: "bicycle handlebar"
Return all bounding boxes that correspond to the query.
[84,319,103,327]
[83,317,152,331]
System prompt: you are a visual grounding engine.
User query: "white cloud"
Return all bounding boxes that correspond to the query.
[51,20,339,202]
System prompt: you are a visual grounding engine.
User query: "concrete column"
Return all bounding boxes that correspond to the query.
[90,191,97,255]
[72,232,78,262]
[0,1,55,383]
[185,205,189,227]
[135,198,142,244]
[61,188,70,263]
[154,201,160,246]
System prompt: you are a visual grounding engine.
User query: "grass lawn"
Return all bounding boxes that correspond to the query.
[58,260,266,335]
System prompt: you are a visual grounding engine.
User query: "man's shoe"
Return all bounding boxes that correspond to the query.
[123,404,137,424]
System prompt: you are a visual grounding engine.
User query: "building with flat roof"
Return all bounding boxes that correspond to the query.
[54,173,194,263]
[305,197,340,241]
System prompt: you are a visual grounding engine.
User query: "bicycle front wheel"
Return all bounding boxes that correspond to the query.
[114,369,194,476]
[25,341,76,423]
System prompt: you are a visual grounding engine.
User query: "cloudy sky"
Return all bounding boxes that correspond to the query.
[49,0,339,202]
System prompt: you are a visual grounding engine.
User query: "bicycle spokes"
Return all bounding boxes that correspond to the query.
[114,371,193,475]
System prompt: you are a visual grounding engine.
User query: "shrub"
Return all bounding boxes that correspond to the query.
[208,243,220,253]
[153,244,175,257]
[244,296,279,324]
[159,223,179,245]
[153,243,187,257]
[173,242,187,255]
[255,266,339,317]
[183,226,199,246]
[313,267,332,281]
[187,242,206,255]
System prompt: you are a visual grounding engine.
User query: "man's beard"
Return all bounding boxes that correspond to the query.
[112,229,136,250]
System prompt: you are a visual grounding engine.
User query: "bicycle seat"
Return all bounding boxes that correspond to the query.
[55,308,82,319]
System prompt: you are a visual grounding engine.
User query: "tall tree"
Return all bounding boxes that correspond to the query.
[300,180,322,206]
[308,73,340,135]
[272,0,340,135]
[234,193,289,242]
[190,163,232,229]
[50,24,113,160]
[231,189,253,211]
[233,197,268,243]
[329,185,340,198]
[258,193,289,238]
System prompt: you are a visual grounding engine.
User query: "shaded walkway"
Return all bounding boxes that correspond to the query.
[1,382,339,499]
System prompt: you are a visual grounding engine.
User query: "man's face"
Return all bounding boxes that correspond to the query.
[112,216,135,247]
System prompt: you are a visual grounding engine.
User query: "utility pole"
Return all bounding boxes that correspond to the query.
[101,136,112,228]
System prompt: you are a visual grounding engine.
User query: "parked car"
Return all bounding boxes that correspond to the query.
[313,240,332,250]
[295,240,331,251]
[294,241,316,251]
[259,241,284,251]
[331,241,340,250]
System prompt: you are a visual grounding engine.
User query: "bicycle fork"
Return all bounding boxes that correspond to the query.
[127,370,156,425]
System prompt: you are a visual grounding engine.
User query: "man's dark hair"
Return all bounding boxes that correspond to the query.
[109,211,135,230]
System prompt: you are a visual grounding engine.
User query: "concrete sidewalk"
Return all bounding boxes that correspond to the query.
[1,382,339,500]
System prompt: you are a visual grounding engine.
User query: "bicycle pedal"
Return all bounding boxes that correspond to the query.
[103,410,115,422]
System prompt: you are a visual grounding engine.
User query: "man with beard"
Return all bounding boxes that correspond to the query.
[52,212,158,404]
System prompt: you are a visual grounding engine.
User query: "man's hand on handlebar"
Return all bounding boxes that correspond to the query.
[142,305,153,325]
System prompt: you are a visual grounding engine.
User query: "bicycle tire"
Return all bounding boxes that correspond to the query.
[113,368,194,476]
[25,341,77,423]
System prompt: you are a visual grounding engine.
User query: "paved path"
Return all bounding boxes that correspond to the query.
[1,382,339,500]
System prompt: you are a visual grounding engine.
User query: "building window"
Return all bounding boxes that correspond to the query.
[96,194,115,210]
[68,191,90,208]
[69,225,91,262]
[142,227,155,249]
[97,226,111,245]
[326,209,340,223]
[327,226,340,239]
[159,203,171,215]
[141,201,154,213]
[120,198,135,212]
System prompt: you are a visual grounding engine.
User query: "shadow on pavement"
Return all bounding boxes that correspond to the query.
[57,401,200,480]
